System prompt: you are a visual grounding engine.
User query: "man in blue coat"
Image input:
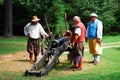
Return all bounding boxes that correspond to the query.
[86,13,103,65]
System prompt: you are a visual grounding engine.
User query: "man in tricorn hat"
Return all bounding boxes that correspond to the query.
[24,16,48,62]
[86,13,103,65]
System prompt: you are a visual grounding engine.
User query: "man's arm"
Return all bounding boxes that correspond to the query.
[24,23,30,37]
[39,23,48,38]
[71,28,81,48]
[97,21,103,43]
[71,34,79,48]
[85,23,90,42]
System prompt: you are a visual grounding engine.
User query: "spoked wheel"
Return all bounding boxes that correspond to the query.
[40,35,54,62]
[41,35,54,55]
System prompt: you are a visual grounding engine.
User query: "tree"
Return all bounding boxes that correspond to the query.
[4,0,13,37]
[0,0,4,4]
[49,0,65,36]
[18,0,66,36]
[64,0,119,34]
[0,0,119,36]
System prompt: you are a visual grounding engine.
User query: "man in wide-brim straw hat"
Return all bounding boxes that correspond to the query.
[31,16,40,22]
[24,16,48,62]
[86,13,103,65]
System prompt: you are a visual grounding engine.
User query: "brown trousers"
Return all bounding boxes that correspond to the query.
[27,38,40,56]
[71,42,84,58]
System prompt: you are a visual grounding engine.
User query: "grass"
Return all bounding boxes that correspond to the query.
[0,36,43,55]
[102,35,120,43]
[0,47,120,80]
[0,35,120,55]
[0,36,27,55]
[0,35,120,80]
[52,47,120,80]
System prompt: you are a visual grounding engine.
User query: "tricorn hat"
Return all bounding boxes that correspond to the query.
[31,16,40,22]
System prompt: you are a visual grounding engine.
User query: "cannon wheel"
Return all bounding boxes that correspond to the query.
[41,34,54,54]
[41,37,49,55]
[40,35,54,62]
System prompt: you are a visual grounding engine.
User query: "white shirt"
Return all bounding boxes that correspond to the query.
[75,28,81,36]
[24,22,48,39]
[97,21,103,39]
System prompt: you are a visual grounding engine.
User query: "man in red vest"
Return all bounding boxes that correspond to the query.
[70,16,86,70]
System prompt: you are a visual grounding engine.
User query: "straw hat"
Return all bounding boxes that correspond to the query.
[31,16,40,22]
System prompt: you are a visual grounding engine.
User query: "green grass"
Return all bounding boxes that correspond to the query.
[102,35,120,43]
[0,35,120,80]
[0,36,27,55]
[0,35,120,55]
[48,47,120,80]
[0,47,120,80]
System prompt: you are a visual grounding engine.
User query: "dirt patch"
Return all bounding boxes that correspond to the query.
[0,51,33,72]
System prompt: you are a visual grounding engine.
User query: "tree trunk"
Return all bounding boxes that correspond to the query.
[4,0,13,37]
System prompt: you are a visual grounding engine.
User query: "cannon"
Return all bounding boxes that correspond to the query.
[25,37,70,77]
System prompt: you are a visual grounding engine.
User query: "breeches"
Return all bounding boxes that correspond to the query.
[88,38,102,55]
[27,38,40,56]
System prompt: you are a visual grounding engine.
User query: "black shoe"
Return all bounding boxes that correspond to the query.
[94,61,99,65]
[70,66,77,69]
[88,60,94,63]
[70,66,76,69]
[73,68,82,71]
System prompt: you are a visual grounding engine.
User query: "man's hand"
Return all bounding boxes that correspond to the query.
[45,34,49,38]
[96,38,101,43]
[70,34,78,48]
[85,37,88,43]
[43,34,49,38]
[71,42,75,49]
[26,33,30,37]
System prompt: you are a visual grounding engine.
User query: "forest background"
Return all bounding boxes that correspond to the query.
[0,0,120,37]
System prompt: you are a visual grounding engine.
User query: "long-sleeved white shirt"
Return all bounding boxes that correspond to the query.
[97,21,103,39]
[24,22,48,39]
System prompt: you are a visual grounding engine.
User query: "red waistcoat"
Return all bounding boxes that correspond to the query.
[72,22,86,43]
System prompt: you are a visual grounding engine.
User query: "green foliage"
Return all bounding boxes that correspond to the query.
[0,0,119,36]
[51,0,65,36]
[115,9,120,26]
[13,0,66,36]
[64,0,119,34]
[0,0,3,4]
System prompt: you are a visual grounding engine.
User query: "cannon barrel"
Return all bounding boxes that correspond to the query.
[51,37,69,48]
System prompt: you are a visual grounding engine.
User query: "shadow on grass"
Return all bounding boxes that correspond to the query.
[13,59,29,62]
[52,60,73,71]
[114,47,120,51]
